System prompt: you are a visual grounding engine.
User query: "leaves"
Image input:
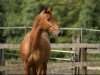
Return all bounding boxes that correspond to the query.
[0,0,100,43]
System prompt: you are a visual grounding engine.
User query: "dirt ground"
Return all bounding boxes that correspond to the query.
[5,62,100,75]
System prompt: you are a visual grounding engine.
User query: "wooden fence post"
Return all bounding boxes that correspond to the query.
[0,49,5,75]
[25,27,27,34]
[25,26,29,34]
[72,35,81,75]
[73,35,87,75]
[80,48,87,75]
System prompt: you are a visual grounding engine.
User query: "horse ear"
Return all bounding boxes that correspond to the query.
[44,6,53,13]
[50,6,53,11]
[44,7,48,13]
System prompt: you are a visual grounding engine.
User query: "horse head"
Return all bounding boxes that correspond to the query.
[37,7,62,37]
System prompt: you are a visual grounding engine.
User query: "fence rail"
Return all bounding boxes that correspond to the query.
[0,43,100,49]
[0,27,100,31]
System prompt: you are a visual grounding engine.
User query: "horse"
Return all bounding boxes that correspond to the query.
[20,7,61,75]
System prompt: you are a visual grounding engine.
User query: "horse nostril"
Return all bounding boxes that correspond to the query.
[58,32,62,37]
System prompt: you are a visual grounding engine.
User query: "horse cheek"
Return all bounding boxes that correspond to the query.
[48,27,53,33]
[42,24,49,30]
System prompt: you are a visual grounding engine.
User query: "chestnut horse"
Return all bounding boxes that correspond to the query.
[20,7,61,75]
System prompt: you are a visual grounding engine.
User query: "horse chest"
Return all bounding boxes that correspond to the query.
[29,49,47,63]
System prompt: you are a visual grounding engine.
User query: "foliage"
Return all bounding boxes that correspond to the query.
[0,0,100,43]
[76,0,100,43]
[5,49,19,60]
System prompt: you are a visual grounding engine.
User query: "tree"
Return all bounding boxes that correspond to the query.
[2,0,45,43]
[76,0,100,43]
[0,0,6,43]
[0,0,100,43]
[76,0,96,28]
[20,0,45,26]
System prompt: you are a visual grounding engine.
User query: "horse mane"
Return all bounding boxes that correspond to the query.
[30,14,42,52]
[32,14,41,30]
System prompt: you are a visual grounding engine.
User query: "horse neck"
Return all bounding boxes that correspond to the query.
[30,17,42,51]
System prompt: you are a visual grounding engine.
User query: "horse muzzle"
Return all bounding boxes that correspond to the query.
[52,31,62,37]
[58,31,62,37]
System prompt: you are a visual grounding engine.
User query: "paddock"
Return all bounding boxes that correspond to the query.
[0,27,100,75]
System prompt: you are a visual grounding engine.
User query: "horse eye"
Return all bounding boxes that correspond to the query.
[47,18,50,21]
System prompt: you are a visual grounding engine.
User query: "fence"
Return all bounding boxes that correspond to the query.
[0,39,100,74]
[0,27,100,74]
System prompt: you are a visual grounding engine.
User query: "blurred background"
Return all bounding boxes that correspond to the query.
[0,0,100,43]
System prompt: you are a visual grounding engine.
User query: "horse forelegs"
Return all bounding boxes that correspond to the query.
[31,66,37,75]
[23,61,31,75]
[36,64,47,75]
[36,64,43,75]
[42,64,47,75]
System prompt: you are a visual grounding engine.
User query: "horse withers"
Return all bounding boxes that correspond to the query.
[20,7,61,75]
